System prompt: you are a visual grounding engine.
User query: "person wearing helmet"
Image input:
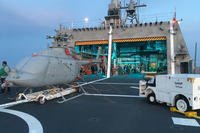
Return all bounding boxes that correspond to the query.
[0,61,10,93]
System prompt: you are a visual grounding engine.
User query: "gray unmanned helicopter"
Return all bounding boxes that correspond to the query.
[6,47,91,88]
[3,34,97,89]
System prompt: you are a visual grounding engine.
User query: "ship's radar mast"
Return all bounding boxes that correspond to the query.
[105,0,146,26]
[120,0,146,24]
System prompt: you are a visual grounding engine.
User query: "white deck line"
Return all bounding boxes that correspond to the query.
[130,86,139,89]
[0,99,30,109]
[84,93,144,98]
[79,78,108,86]
[0,108,43,133]
[78,82,138,85]
[172,117,200,127]
[57,93,84,103]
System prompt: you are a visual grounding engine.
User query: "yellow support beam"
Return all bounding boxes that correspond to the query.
[170,107,200,119]
[75,36,167,46]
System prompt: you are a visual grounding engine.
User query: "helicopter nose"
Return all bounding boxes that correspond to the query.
[8,72,20,80]
[7,72,37,87]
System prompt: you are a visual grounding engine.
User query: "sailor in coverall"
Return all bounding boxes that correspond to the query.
[0,61,10,93]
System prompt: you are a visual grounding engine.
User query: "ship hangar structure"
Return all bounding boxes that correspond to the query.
[58,21,191,75]
[54,0,191,75]
[0,1,199,133]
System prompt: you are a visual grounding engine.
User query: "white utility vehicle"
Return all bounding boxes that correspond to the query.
[139,74,200,112]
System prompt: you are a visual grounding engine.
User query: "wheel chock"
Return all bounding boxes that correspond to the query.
[170,107,179,113]
[170,107,200,119]
[185,112,198,118]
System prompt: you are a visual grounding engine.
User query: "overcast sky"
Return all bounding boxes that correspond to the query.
[0,0,199,67]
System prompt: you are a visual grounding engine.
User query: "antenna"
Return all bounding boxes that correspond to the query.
[173,7,177,20]
[137,0,140,22]
[194,42,197,73]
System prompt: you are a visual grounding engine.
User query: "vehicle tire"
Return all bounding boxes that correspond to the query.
[175,98,189,112]
[72,83,81,93]
[16,94,26,101]
[38,97,46,105]
[147,93,156,103]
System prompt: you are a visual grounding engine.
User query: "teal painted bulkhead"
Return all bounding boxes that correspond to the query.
[75,40,167,75]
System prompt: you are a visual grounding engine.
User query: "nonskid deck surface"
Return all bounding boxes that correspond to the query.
[0,75,200,133]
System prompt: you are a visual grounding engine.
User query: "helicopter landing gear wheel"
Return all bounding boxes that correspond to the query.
[38,96,46,104]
